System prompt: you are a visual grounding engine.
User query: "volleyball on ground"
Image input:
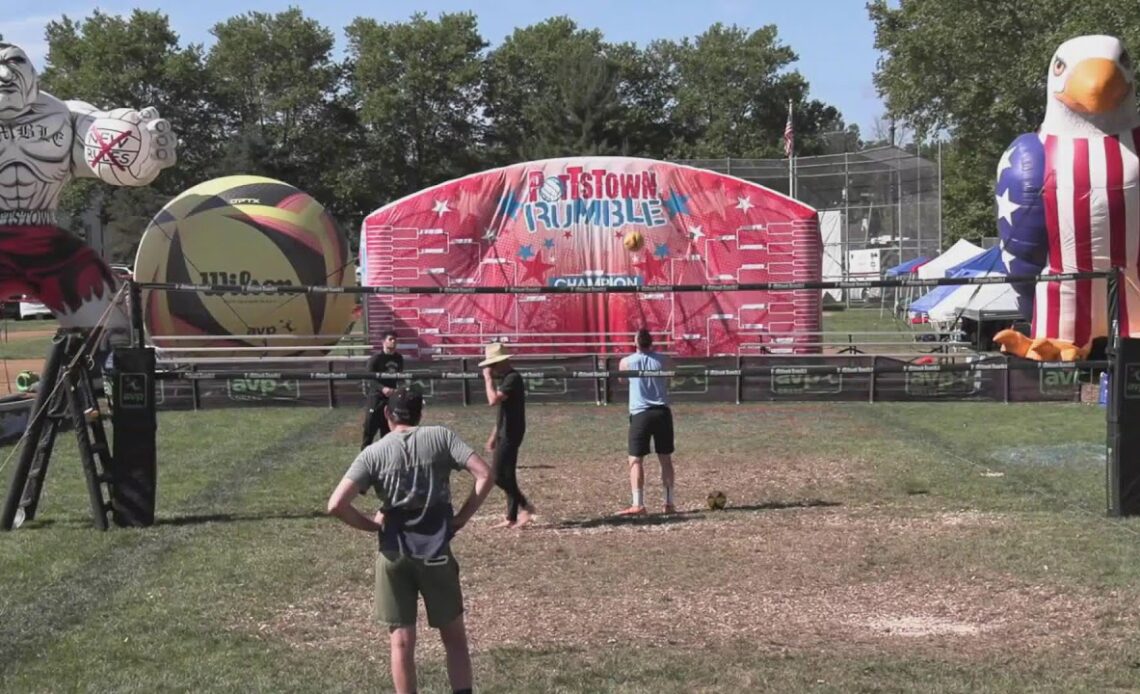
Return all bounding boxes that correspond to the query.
[623,230,645,252]
[134,175,356,355]
[706,490,727,510]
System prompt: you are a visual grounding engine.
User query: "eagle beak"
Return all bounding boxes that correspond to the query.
[1057,57,1130,114]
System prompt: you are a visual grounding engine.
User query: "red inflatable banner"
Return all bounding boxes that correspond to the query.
[361,157,821,357]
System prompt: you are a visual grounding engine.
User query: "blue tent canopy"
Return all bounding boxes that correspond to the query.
[908,284,957,315]
[908,247,1008,316]
[885,256,929,276]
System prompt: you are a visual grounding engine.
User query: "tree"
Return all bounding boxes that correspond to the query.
[481,17,612,164]
[39,10,219,258]
[345,12,487,197]
[869,0,1140,244]
[664,23,850,158]
[522,44,625,158]
[206,9,354,221]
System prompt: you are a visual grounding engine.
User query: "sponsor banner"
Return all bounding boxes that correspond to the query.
[149,355,1084,409]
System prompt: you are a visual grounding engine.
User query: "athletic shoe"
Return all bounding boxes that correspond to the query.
[616,505,647,516]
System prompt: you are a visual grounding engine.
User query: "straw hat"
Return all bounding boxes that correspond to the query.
[477,342,513,367]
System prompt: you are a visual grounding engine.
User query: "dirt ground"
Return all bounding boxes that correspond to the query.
[246,424,1140,667]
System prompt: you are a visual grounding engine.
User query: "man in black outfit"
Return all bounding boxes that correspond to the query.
[361,331,404,450]
[479,342,535,529]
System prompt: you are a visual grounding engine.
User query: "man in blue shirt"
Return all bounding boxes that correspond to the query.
[616,328,676,516]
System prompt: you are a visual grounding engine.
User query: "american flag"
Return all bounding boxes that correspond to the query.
[783,101,794,159]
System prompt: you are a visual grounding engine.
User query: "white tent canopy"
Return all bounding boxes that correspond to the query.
[917,239,985,279]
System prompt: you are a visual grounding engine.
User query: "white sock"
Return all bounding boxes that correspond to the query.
[664,486,675,506]
[632,489,644,507]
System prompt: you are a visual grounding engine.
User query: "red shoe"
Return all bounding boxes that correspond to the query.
[616,505,647,516]
[663,504,676,514]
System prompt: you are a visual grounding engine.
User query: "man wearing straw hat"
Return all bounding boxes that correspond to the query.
[479,342,536,529]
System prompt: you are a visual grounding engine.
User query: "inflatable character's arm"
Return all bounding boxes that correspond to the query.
[996,133,1049,320]
[66,100,177,186]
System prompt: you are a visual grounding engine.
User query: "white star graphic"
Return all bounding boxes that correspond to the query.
[689,224,705,241]
[735,195,754,212]
[995,188,1021,226]
[482,227,498,242]
[432,199,451,216]
[996,147,1015,178]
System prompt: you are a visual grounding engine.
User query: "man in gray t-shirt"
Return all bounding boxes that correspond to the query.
[328,387,493,694]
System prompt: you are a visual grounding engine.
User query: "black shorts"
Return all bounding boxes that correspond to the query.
[628,406,674,457]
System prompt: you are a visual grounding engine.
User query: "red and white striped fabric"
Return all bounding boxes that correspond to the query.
[1037,128,1140,345]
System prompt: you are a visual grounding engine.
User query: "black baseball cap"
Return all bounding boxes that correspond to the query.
[387,386,424,419]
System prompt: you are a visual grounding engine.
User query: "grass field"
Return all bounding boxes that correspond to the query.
[0,318,57,359]
[1,399,1138,693]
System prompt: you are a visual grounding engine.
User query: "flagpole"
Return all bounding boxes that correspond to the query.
[786,99,794,197]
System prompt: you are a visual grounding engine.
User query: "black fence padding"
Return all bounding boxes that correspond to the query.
[150,354,1082,409]
[110,348,157,527]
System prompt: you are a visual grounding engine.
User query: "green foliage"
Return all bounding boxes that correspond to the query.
[26,8,857,248]
[40,10,219,246]
[345,12,487,197]
[869,0,1140,244]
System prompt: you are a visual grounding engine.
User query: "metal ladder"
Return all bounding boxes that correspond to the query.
[1,331,114,530]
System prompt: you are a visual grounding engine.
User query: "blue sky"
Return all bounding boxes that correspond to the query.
[1,0,886,134]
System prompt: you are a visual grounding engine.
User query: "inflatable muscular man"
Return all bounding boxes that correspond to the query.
[0,42,176,329]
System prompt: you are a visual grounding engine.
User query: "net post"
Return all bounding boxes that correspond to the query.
[128,280,145,349]
[460,358,470,407]
[735,355,743,405]
[1104,266,1140,517]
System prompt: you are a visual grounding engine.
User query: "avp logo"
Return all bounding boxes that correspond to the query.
[248,319,297,336]
[771,372,843,395]
[1125,364,1140,399]
[1038,369,1080,396]
[670,365,709,394]
[904,370,980,397]
[525,367,567,396]
[227,378,301,402]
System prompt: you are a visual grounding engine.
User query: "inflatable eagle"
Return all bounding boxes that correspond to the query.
[994,35,1140,361]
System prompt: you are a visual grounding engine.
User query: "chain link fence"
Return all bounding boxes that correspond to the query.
[675,145,943,306]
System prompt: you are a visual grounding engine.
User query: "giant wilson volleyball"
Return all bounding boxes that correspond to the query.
[134,175,356,354]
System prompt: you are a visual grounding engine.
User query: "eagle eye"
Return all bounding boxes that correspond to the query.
[1053,57,1067,76]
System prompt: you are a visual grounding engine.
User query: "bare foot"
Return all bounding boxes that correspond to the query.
[513,508,535,529]
[491,518,516,529]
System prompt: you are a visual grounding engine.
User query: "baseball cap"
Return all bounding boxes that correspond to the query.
[387,386,424,420]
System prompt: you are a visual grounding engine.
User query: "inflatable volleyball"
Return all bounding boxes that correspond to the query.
[134,176,356,356]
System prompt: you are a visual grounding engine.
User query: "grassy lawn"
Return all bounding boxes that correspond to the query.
[0,317,59,333]
[0,337,54,360]
[0,318,57,361]
[822,306,931,336]
[1,400,1136,692]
